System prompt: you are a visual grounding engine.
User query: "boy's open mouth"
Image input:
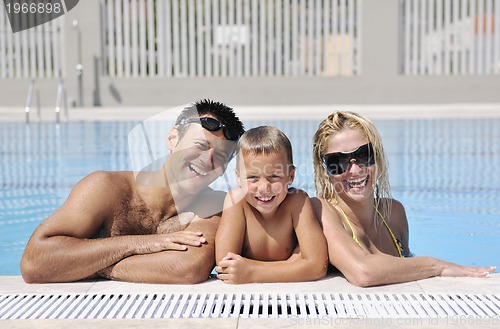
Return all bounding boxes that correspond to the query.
[255,196,275,203]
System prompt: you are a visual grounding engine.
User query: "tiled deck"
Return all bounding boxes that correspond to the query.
[1,273,498,328]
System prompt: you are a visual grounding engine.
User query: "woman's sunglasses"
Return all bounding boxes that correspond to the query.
[178,117,241,141]
[322,142,375,175]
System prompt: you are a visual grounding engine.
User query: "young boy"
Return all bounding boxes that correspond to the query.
[215,126,328,284]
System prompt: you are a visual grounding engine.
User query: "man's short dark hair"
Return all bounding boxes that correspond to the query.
[175,99,245,139]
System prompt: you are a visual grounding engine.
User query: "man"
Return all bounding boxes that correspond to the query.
[21,99,245,284]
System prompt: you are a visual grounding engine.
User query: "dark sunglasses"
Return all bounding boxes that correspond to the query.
[178,117,241,141]
[322,142,375,175]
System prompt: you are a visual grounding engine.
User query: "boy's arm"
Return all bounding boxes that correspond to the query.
[215,190,246,264]
[217,192,328,284]
[286,192,329,280]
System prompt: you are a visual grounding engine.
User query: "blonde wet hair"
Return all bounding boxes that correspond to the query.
[312,111,392,220]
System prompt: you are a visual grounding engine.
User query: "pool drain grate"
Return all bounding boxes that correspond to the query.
[0,292,499,319]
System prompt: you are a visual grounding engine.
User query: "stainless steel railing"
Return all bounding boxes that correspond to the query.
[25,79,69,123]
[24,79,41,123]
[55,79,68,123]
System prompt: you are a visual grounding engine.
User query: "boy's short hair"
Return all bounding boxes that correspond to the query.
[175,99,245,140]
[236,126,294,170]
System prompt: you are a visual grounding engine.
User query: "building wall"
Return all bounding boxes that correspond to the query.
[1,0,499,108]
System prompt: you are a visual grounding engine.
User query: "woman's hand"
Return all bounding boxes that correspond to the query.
[439,261,495,278]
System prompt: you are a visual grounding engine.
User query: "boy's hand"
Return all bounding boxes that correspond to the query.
[215,252,253,284]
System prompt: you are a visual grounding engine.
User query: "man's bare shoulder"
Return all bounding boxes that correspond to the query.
[71,171,134,204]
[81,170,132,186]
[226,187,246,203]
[199,188,227,202]
[42,171,137,238]
[187,188,228,219]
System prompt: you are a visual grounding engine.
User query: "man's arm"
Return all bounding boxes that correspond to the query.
[101,216,220,284]
[21,172,128,282]
[21,172,205,283]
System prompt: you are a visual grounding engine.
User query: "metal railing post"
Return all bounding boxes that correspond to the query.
[55,79,64,124]
[63,88,68,121]
[25,79,35,123]
[25,79,42,123]
[36,87,41,121]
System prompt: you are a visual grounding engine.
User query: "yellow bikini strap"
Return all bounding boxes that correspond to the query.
[337,206,362,248]
[375,206,405,258]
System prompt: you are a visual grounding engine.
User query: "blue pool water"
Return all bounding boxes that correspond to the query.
[1,117,500,275]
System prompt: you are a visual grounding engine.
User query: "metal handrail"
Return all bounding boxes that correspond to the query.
[55,79,68,123]
[25,79,41,123]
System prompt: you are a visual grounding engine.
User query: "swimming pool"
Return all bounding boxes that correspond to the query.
[1,117,499,275]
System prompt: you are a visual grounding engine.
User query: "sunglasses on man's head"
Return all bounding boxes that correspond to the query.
[178,117,241,141]
[322,142,375,175]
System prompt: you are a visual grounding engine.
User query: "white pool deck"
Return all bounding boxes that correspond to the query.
[2,103,500,122]
[1,274,499,328]
[1,104,500,327]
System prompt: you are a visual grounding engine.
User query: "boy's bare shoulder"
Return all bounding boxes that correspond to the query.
[285,187,309,199]
[282,188,310,208]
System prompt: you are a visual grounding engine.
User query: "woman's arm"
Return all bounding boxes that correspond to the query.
[312,198,495,287]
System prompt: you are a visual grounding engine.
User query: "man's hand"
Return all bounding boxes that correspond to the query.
[133,231,207,255]
[98,231,208,280]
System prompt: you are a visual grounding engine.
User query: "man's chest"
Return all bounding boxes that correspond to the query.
[108,200,187,236]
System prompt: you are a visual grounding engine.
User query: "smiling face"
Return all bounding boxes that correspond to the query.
[326,128,375,202]
[166,119,236,195]
[237,150,294,217]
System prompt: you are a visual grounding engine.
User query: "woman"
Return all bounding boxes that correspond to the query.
[311,111,495,287]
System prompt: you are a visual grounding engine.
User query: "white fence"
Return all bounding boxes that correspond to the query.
[101,0,362,78]
[1,0,500,107]
[2,0,499,80]
[0,9,63,79]
[401,0,500,75]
